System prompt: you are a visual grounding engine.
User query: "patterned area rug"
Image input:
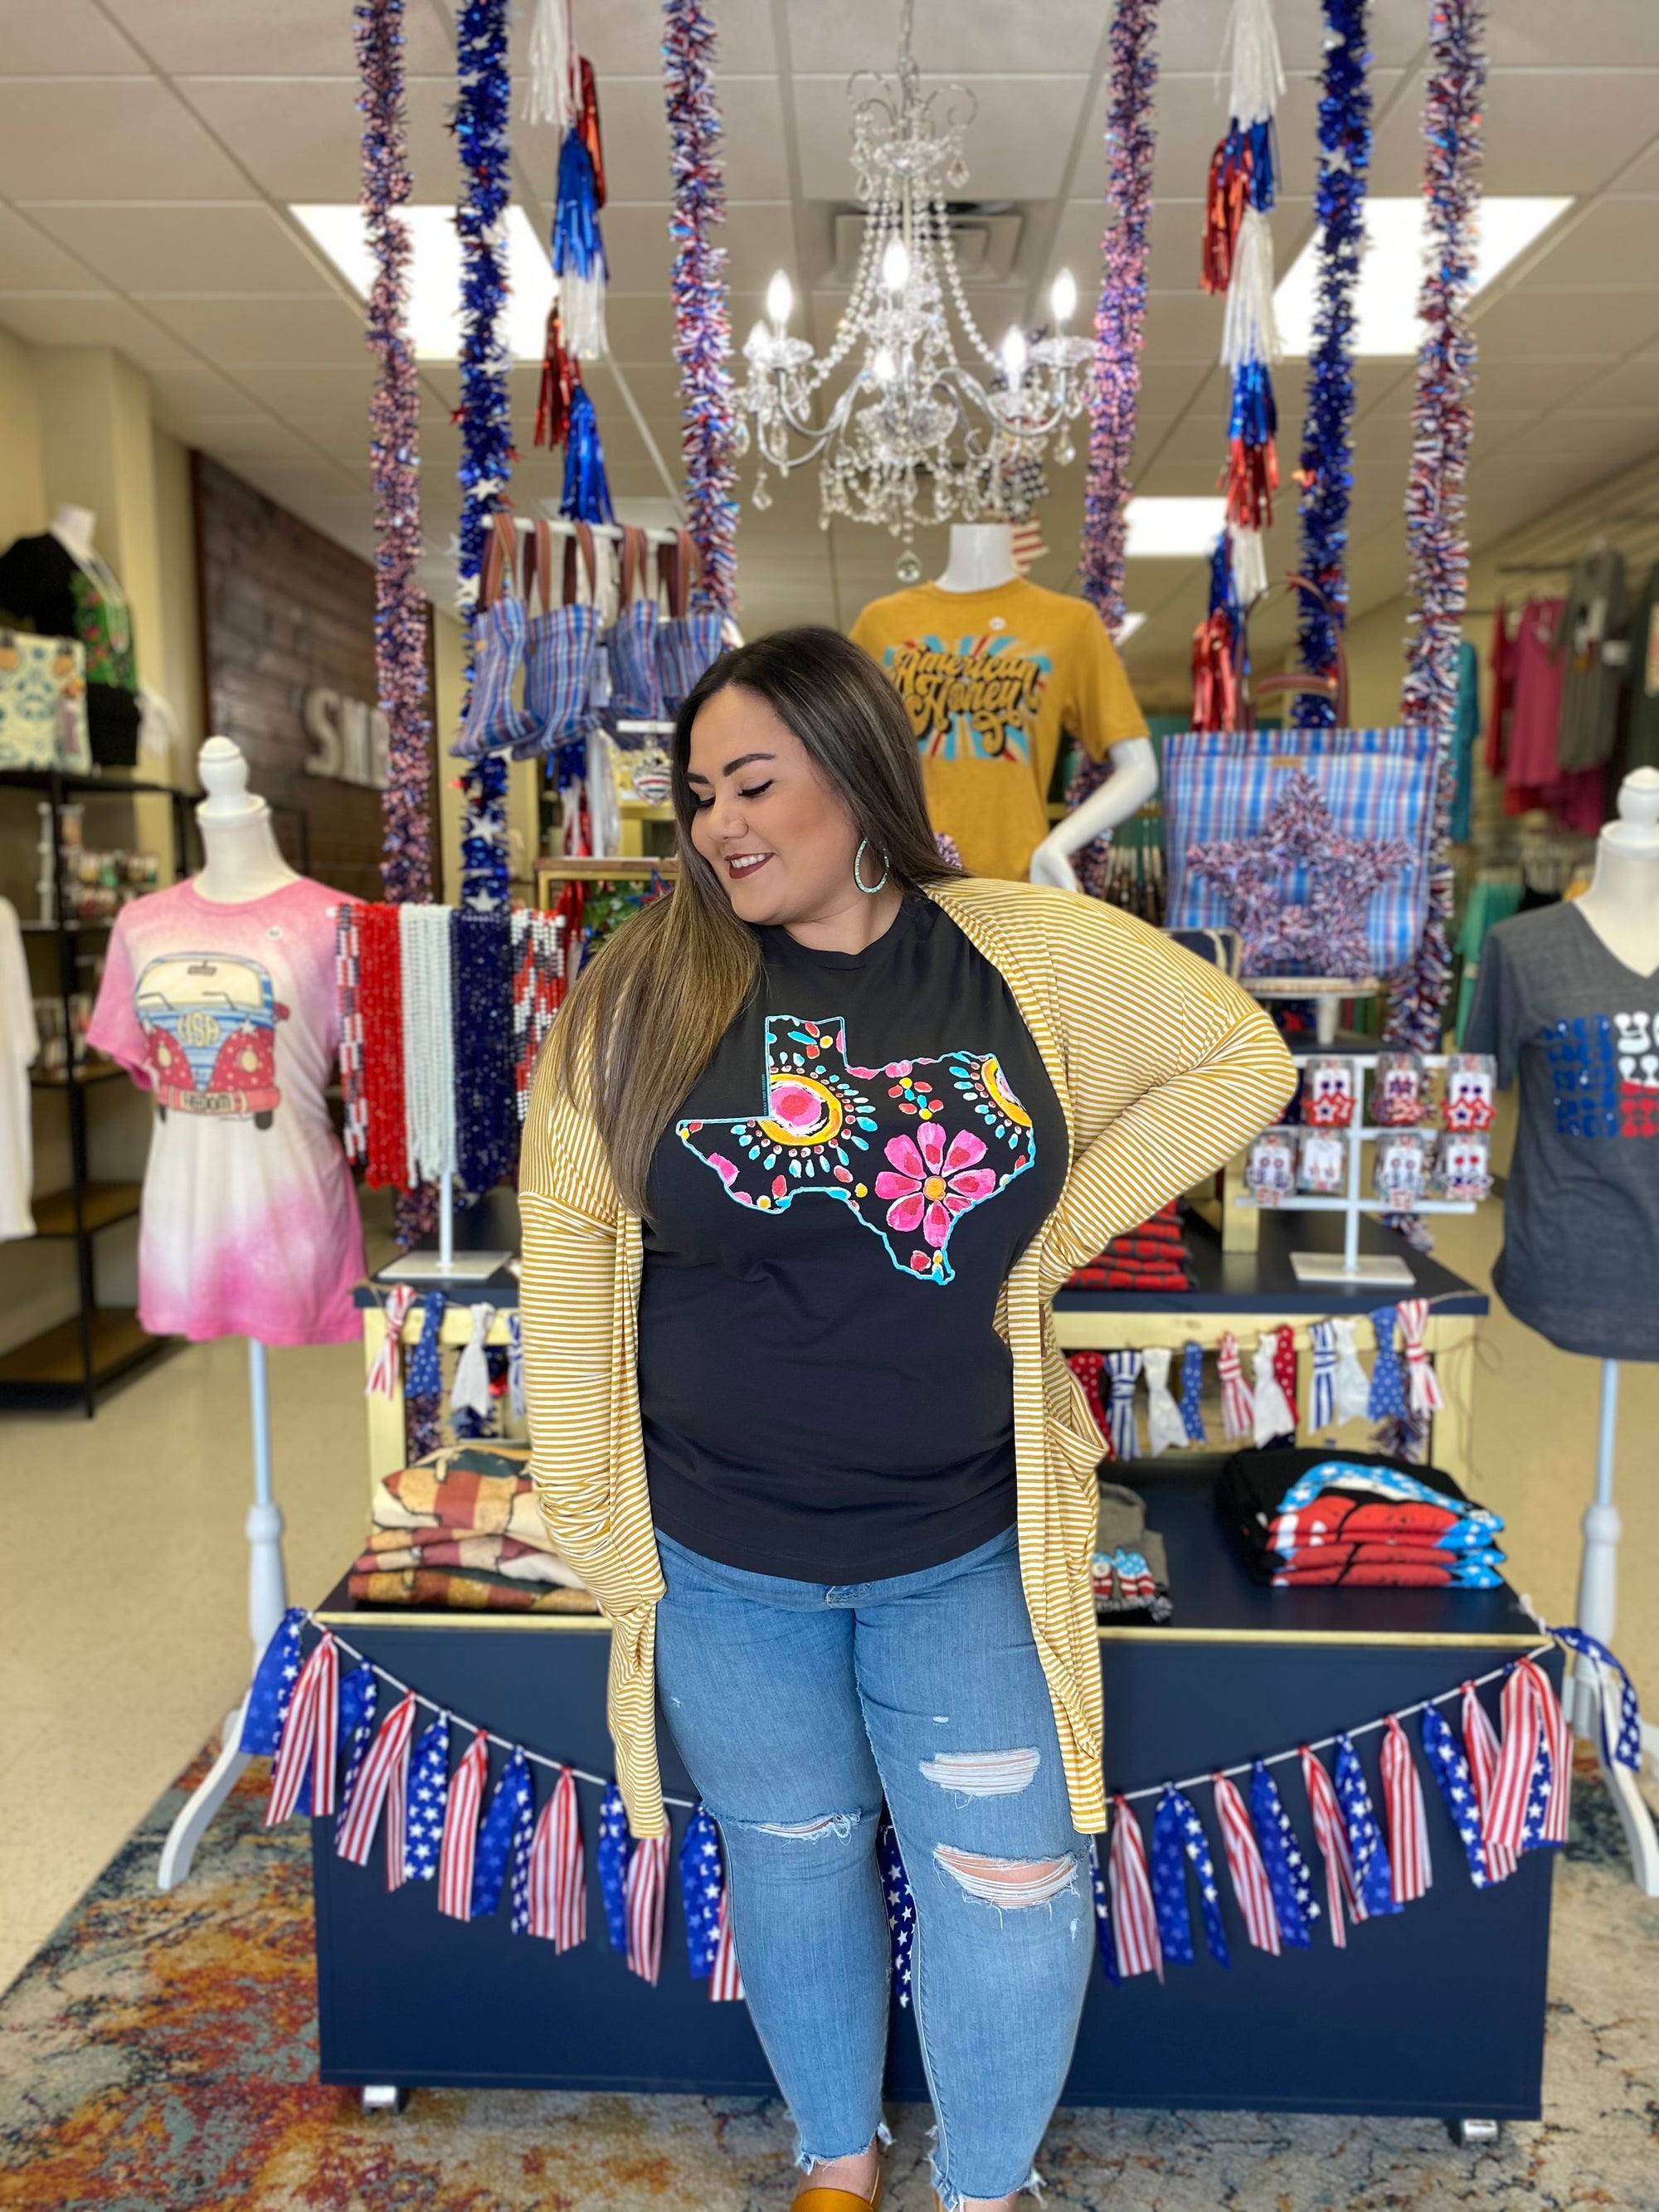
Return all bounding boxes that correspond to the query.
[2,1750,1656,2212]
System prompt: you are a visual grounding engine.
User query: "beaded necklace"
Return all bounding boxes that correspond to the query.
[359,900,409,1189]
[452,909,515,1192]
[400,904,455,1184]
[333,901,367,1167]
[510,906,566,1116]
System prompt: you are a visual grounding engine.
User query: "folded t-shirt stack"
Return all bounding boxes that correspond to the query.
[350,1441,601,1614]
[1093,1480,1173,1622]
[1067,1199,1197,1292]
[1217,1445,1506,1589]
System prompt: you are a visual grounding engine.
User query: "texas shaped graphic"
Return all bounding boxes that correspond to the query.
[675,1013,1037,1285]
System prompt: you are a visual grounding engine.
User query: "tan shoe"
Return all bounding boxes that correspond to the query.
[791,2167,884,2212]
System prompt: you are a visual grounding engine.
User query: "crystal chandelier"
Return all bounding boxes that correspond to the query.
[733,0,1092,581]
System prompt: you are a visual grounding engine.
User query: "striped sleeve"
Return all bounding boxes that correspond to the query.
[1038,900,1297,1281]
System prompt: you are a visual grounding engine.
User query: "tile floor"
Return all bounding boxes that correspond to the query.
[2,1196,1654,1997]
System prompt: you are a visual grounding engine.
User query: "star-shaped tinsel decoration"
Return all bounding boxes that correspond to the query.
[1185,771,1415,979]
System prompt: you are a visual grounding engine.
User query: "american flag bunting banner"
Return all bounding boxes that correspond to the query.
[527,1767,586,1947]
[1218,1332,1254,1440]
[470,1746,533,1921]
[596,1781,633,1951]
[1461,1684,1515,1882]
[1301,1745,1361,1942]
[1212,1772,1282,1953]
[405,1714,450,1881]
[1420,1704,1491,1888]
[1249,1757,1317,1945]
[679,1803,724,1977]
[437,1730,491,1918]
[239,1607,307,1757]
[1105,1349,1143,1461]
[335,1689,418,1874]
[1550,1624,1642,1773]
[880,1821,917,2009]
[1334,1733,1399,1918]
[266,1631,338,1826]
[708,1889,745,2002]
[624,1832,669,1984]
[1395,1298,1444,1417]
[1179,1340,1208,1444]
[1088,1838,1121,1985]
[335,1665,378,1826]
[1379,1716,1431,1904]
[1151,1784,1230,1967]
[365,1282,416,1400]
[1107,1796,1163,1981]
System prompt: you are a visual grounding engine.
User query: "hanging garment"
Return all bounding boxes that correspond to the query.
[0,897,38,1238]
[1554,543,1627,772]
[655,532,726,714]
[518,519,600,763]
[1448,637,1479,844]
[85,876,366,1344]
[605,525,664,723]
[1625,557,1659,774]
[451,515,533,760]
[0,530,139,765]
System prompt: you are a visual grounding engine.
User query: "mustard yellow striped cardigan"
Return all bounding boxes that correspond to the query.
[520,878,1297,1837]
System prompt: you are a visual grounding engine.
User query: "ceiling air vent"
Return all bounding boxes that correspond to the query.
[830,202,1023,285]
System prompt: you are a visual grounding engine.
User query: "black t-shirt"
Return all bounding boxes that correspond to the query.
[639,897,1068,1580]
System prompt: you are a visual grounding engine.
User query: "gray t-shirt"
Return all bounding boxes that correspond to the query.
[1465,902,1659,1362]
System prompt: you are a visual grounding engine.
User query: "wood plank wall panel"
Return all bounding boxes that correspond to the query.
[192,450,431,902]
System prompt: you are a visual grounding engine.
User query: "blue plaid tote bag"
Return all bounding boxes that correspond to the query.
[518,518,601,762]
[604,524,664,724]
[450,513,533,761]
[1163,727,1439,978]
[655,530,727,712]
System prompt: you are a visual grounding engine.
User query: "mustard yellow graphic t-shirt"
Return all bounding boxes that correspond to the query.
[849,579,1148,881]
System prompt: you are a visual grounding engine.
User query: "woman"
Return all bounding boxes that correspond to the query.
[520,629,1294,2212]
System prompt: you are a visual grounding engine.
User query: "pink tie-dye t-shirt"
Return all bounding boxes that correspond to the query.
[88,876,365,1345]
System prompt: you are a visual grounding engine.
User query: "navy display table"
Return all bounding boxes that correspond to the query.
[311,1466,1555,2128]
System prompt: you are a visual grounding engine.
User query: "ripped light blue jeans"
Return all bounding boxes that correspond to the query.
[654,1524,1092,2209]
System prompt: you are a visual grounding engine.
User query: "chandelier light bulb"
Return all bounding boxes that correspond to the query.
[1000,324,1028,389]
[879,236,911,294]
[766,270,795,328]
[1049,267,1078,329]
[871,345,898,386]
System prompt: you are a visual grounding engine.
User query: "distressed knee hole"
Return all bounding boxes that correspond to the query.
[753,1811,859,1841]
[919,1747,1040,1798]
[932,1845,1079,1908]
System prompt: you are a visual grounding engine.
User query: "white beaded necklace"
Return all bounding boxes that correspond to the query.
[399,904,455,1185]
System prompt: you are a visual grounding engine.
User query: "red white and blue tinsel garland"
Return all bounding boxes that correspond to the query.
[452,0,515,912]
[1079,0,1160,639]
[357,0,432,907]
[662,0,739,620]
[1384,0,1486,1055]
[1292,0,1373,727]
[241,1605,1639,2001]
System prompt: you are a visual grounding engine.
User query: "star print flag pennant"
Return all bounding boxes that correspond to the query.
[239,1607,307,1756]
[1107,1796,1163,1981]
[335,1690,418,1876]
[1461,1685,1515,1883]
[404,1714,450,1881]
[1333,1734,1399,1918]
[1249,1758,1316,1946]
[1300,1746,1361,1944]
[1179,1340,1208,1445]
[526,1766,586,1947]
[1088,1838,1121,1985]
[596,1781,632,1951]
[469,1747,533,1921]
[266,1631,338,1826]
[1366,1306,1408,1424]
[1211,1772,1281,1954]
[708,1886,745,2001]
[1550,1625,1642,1775]
[1419,1704,1491,1888]
[1151,1785,1230,1967]
[1379,1716,1431,1904]
[679,1804,725,1978]
[623,1832,669,1984]
[335,1666,378,1829]
[437,1732,492,1920]
[880,1820,917,2009]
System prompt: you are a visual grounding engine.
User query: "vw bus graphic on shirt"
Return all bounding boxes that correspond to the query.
[133,952,288,1126]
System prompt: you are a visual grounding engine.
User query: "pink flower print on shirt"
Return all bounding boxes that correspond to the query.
[875,1123,999,1247]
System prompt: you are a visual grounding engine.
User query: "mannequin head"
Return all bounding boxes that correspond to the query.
[197,736,267,822]
[1605,766,1659,853]
[49,504,96,561]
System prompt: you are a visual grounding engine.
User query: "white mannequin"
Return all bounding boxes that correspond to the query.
[49,503,96,562]
[928,524,1160,891]
[1574,766,1659,977]
[194,736,299,903]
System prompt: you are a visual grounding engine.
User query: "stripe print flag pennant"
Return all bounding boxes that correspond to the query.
[1301,1744,1362,1945]
[1462,1682,1515,1883]
[526,1767,586,1948]
[335,1690,418,1882]
[437,1733,492,1919]
[266,1631,338,1826]
[1211,1772,1281,1953]
[1107,1795,1163,1981]
[1379,1716,1431,1905]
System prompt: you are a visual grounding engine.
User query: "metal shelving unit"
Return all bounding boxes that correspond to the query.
[0,766,192,1414]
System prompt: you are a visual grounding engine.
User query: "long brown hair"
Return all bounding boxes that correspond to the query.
[547,625,960,1214]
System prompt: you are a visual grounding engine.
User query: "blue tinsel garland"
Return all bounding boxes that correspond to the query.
[453,0,514,910]
[1293,0,1372,726]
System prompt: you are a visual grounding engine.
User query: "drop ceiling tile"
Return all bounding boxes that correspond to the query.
[175,76,457,204]
[1370,70,1659,197]
[581,0,776,75]
[1574,353,1659,411]
[604,293,679,363]
[23,204,341,295]
[139,294,368,364]
[1499,413,1659,471]
[0,292,196,365]
[0,0,148,74]
[1141,293,1225,365]
[1473,287,1659,360]
[1463,357,1609,412]
[598,76,787,203]
[794,76,1089,201]
[1467,465,1603,542]
[1513,199,1659,289]
[144,362,260,421]
[585,361,686,419]
[790,0,1109,73]
[0,80,251,198]
[1133,456,1236,498]
[1045,197,1312,304]
[1487,0,1659,65]
[229,362,376,413]
[228,459,370,509]
[0,207,99,291]
[1097,70,1403,210]
[194,419,326,466]
[605,202,795,295]
[103,0,455,75]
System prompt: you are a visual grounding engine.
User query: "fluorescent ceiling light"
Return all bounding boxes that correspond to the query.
[1117,612,1147,643]
[1125,498,1227,557]
[1275,196,1571,357]
[292,204,555,361]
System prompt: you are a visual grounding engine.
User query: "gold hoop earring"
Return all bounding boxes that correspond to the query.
[853,839,890,895]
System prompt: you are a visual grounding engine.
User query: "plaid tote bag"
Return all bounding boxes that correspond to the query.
[1162,727,1440,979]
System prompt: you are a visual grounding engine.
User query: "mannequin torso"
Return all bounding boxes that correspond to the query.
[194,736,300,904]
[1574,768,1659,978]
